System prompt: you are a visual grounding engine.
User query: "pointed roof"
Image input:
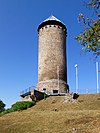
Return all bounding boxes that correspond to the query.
[38,15,66,32]
[43,15,62,23]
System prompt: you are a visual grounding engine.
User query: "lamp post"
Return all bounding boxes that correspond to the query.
[75,64,78,93]
[96,62,99,93]
[57,66,59,93]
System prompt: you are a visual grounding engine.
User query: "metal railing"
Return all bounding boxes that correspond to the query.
[20,86,35,95]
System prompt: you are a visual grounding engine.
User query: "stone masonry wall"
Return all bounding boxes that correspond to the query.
[37,79,67,94]
[38,25,67,82]
[37,24,68,93]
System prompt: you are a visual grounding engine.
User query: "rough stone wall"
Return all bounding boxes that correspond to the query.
[37,24,68,93]
[38,25,67,81]
[20,90,44,101]
[20,95,32,102]
[37,79,67,94]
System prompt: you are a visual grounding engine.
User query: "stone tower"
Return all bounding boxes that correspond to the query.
[37,15,69,94]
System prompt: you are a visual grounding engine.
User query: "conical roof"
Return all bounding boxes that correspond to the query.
[43,15,62,23]
[38,15,66,32]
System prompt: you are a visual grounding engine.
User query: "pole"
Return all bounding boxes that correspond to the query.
[96,62,99,93]
[75,64,78,93]
[57,66,59,92]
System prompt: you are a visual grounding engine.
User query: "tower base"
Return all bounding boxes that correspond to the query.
[36,79,69,95]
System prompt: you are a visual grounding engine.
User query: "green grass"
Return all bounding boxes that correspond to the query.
[0,94,100,133]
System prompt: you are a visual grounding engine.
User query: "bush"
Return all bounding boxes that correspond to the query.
[0,101,36,116]
[0,100,6,113]
[0,108,13,116]
[11,101,36,111]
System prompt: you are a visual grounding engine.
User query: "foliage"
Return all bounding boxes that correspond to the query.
[0,108,13,116]
[0,101,36,116]
[0,100,5,113]
[86,0,100,9]
[11,101,36,111]
[75,0,100,56]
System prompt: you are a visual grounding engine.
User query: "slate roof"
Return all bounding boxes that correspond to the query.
[38,15,66,31]
[43,15,62,23]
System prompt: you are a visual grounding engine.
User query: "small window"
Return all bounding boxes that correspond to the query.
[53,90,58,94]
[58,26,60,29]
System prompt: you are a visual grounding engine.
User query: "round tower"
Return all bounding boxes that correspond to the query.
[37,15,69,94]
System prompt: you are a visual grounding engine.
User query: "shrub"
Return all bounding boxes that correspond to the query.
[0,101,36,116]
[11,101,36,111]
[0,100,6,113]
[0,108,13,116]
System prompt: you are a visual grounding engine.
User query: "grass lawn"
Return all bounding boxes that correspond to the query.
[0,94,100,133]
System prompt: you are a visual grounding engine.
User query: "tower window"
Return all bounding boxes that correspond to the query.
[58,26,61,29]
[53,90,58,94]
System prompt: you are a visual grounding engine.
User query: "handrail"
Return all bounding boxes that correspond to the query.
[20,86,35,95]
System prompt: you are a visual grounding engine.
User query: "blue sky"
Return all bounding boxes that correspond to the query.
[0,0,100,108]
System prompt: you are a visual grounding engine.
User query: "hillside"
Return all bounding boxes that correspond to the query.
[0,94,100,133]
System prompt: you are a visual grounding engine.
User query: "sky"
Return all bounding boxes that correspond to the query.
[0,0,100,108]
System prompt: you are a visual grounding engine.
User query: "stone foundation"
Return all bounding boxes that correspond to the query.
[37,79,68,94]
[20,89,44,101]
[20,95,32,102]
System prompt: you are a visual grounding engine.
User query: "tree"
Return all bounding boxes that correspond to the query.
[0,99,5,113]
[75,0,100,56]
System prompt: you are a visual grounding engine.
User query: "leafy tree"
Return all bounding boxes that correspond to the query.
[0,99,5,113]
[75,0,100,56]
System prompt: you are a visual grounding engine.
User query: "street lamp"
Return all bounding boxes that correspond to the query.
[96,62,99,93]
[57,66,59,91]
[75,64,78,93]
